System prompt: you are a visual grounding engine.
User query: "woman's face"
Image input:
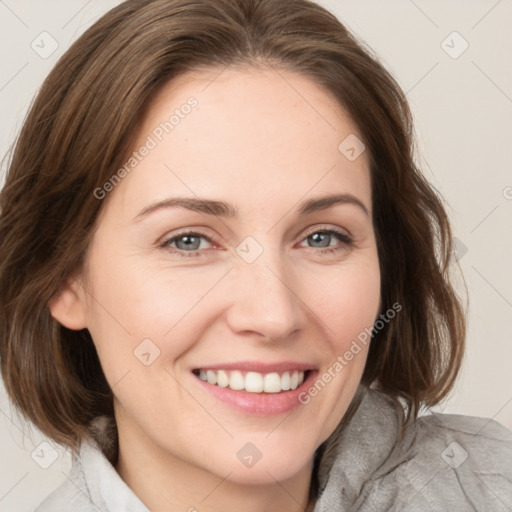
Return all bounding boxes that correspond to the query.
[65,67,380,484]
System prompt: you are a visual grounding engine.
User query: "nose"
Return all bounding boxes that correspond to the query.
[224,252,308,343]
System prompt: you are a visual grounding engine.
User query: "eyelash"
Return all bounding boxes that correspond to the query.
[159,227,354,259]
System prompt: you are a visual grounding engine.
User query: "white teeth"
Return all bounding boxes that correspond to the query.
[263,372,281,393]
[290,370,299,390]
[229,370,245,390]
[281,371,291,391]
[245,372,263,392]
[217,370,229,388]
[206,370,217,385]
[196,368,307,393]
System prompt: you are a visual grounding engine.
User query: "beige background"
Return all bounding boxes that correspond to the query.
[1,1,511,510]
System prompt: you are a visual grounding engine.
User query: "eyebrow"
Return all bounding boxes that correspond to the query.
[134,193,370,221]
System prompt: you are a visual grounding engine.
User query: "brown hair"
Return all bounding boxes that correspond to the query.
[0,0,465,486]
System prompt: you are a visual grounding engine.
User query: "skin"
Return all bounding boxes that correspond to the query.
[50,65,381,512]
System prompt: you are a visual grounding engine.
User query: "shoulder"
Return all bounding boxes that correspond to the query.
[369,401,512,510]
[34,424,149,512]
[414,409,512,469]
[316,388,512,511]
[33,457,95,512]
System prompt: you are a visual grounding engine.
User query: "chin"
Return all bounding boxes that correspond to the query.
[216,457,310,486]
[193,435,317,486]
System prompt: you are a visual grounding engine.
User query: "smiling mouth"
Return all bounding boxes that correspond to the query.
[192,368,311,393]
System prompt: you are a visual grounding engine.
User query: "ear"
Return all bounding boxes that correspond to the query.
[48,277,88,330]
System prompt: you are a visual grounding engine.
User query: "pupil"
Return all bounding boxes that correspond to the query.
[310,232,329,248]
[178,235,199,250]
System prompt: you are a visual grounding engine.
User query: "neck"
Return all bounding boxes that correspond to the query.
[115,422,316,512]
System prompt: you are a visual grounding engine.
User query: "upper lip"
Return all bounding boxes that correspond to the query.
[193,361,316,373]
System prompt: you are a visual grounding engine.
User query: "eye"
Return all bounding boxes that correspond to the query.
[299,228,353,255]
[160,230,215,258]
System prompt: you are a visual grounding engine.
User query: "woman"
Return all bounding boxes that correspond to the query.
[1,0,510,510]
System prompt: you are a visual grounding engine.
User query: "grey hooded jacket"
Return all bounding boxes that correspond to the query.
[35,387,512,511]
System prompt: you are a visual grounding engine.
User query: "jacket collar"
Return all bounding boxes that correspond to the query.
[313,386,402,509]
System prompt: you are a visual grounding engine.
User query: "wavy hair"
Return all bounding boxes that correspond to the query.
[0,0,466,499]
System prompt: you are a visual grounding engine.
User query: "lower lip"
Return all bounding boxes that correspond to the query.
[193,371,318,416]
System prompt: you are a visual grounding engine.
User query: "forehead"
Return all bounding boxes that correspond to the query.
[111,66,371,218]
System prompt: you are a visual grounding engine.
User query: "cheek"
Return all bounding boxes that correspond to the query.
[303,258,379,439]
[82,248,229,367]
[306,255,381,350]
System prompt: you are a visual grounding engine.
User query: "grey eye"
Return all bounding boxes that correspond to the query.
[306,232,333,248]
[174,234,202,251]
